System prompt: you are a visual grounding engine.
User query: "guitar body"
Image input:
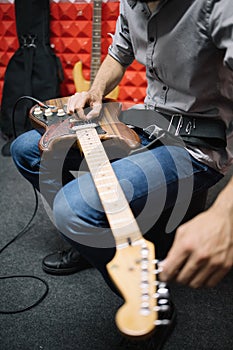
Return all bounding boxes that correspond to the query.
[29,96,140,152]
[73,61,90,93]
[73,61,119,100]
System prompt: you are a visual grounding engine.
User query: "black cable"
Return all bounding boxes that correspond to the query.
[12,95,49,138]
[0,275,49,314]
[0,95,50,314]
[0,184,38,255]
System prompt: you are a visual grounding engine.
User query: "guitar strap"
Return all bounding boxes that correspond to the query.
[119,109,227,152]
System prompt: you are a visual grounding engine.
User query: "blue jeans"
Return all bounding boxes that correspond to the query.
[11,129,223,292]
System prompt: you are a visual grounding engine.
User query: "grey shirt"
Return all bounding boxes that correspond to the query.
[108,0,233,173]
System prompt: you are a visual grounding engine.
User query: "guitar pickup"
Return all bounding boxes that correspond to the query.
[95,125,106,135]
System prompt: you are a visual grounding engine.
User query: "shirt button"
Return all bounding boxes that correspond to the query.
[163,85,168,90]
[149,68,154,74]
[149,37,154,42]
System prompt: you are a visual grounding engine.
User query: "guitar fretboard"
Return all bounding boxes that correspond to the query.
[75,125,143,247]
[91,0,102,83]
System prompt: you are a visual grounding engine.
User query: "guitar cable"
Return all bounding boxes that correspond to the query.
[11,95,49,139]
[0,96,50,314]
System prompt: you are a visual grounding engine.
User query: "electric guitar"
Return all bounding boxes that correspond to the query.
[29,97,170,338]
[73,0,119,100]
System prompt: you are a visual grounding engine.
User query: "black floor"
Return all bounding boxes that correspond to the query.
[0,134,232,350]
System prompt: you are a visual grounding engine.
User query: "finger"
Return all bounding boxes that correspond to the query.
[159,247,189,282]
[159,226,192,281]
[67,92,87,114]
[67,93,78,113]
[203,251,232,287]
[86,102,102,120]
[180,248,233,288]
[178,260,215,287]
[204,266,231,287]
[76,107,87,120]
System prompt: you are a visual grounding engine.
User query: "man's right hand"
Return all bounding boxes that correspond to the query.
[67,90,103,120]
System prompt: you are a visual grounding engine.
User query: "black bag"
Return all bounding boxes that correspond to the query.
[0,0,63,139]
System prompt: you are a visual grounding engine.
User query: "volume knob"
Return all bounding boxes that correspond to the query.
[34,107,42,115]
[44,108,53,117]
[57,108,65,117]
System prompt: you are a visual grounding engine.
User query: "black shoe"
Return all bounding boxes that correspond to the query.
[42,247,92,275]
[1,139,13,157]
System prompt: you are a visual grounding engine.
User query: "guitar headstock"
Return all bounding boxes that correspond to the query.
[107,238,170,338]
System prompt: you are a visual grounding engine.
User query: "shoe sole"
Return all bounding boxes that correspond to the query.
[42,264,91,276]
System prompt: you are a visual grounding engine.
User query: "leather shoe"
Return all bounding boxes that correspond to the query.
[1,139,13,157]
[42,247,92,275]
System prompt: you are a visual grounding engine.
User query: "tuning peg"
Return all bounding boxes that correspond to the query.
[141,261,149,270]
[152,259,160,264]
[140,307,151,316]
[153,280,160,286]
[157,287,169,298]
[141,247,149,258]
[140,280,149,289]
[152,292,159,299]
[158,282,167,288]
[154,319,171,326]
[158,298,169,305]
[153,267,163,274]
[153,304,170,312]
[141,292,150,301]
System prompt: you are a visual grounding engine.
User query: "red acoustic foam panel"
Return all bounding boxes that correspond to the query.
[0,1,146,103]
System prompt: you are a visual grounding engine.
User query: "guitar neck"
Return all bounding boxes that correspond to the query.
[91,0,102,84]
[73,0,119,100]
[75,126,143,247]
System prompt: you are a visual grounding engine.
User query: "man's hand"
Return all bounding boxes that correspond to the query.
[159,203,233,288]
[67,55,125,121]
[67,90,102,120]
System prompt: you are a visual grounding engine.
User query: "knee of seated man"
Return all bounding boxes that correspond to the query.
[53,186,90,238]
[10,136,23,160]
[53,185,115,251]
[10,130,40,161]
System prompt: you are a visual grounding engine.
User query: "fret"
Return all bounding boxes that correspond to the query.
[96,182,116,188]
[98,189,118,197]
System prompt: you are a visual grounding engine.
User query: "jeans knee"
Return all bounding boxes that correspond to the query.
[10,131,41,168]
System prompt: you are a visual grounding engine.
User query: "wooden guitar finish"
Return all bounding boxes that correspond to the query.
[29,96,140,152]
[29,96,170,338]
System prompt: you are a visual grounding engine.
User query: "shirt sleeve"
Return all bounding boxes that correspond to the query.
[108,1,135,67]
[208,0,233,70]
